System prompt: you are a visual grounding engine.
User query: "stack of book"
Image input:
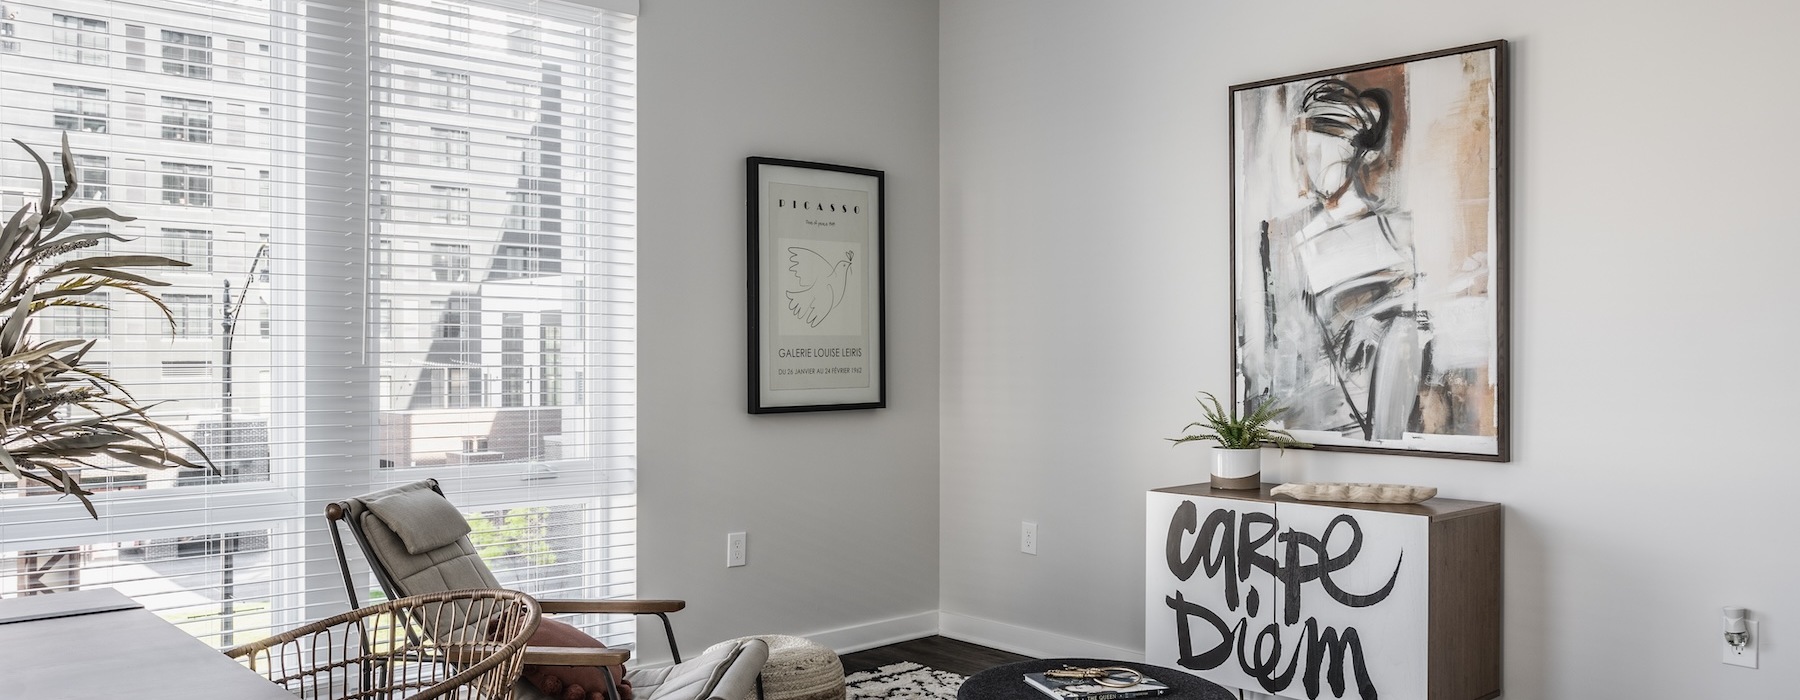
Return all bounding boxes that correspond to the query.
[1021,669,1169,700]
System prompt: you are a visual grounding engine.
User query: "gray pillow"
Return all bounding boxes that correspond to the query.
[364,485,473,555]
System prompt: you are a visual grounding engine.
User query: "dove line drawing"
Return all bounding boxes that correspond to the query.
[785,246,854,328]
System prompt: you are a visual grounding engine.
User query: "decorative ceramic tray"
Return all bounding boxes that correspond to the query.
[1270,482,1438,504]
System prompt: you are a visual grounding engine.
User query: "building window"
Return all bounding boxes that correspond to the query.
[375,299,392,338]
[540,312,562,407]
[54,154,110,201]
[161,229,213,272]
[501,313,524,408]
[430,70,470,111]
[52,83,108,133]
[160,29,213,80]
[429,186,470,225]
[50,13,109,64]
[160,361,213,378]
[53,13,108,31]
[418,366,480,409]
[430,243,471,282]
[160,96,213,143]
[373,239,393,279]
[161,162,212,206]
[0,4,15,53]
[165,293,213,337]
[0,0,637,654]
[430,298,477,341]
[42,290,110,337]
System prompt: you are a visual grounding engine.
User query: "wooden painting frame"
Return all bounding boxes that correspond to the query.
[1229,41,1510,460]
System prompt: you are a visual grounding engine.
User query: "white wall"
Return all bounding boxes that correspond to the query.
[637,0,940,658]
[940,0,1798,697]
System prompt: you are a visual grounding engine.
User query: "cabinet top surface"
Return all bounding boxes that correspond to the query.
[1151,482,1499,518]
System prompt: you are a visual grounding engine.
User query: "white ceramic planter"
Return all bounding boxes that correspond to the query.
[1210,448,1262,489]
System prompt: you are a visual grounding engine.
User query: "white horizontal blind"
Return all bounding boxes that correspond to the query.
[0,0,636,649]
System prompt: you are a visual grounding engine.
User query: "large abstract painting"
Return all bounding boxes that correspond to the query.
[1231,41,1509,460]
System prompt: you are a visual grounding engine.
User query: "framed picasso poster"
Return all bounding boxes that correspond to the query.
[747,157,886,413]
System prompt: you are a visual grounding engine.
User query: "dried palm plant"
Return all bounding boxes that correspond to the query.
[1,135,214,517]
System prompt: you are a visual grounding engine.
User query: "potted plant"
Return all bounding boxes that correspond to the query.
[1,135,214,517]
[1168,391,1305,489]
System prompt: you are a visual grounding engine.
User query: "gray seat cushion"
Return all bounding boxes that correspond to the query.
[514,638,770,700]
[362,481,474,555]
[352,484,500,597]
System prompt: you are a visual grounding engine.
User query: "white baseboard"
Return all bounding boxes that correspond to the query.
[802,610,941,654]
[937,611,1144,662]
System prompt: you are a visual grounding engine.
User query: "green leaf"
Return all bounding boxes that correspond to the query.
[1172,390,1310,450]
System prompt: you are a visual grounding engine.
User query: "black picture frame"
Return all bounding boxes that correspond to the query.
[747,157,887,413]
[1229,41,1510,460]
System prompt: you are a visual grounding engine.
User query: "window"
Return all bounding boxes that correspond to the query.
[418,366,481,409]
[41,290,111,337]
[373,239,393,278]
[53,13,108,31]
[430,127,471,169]
[0,4,16,53]
[375,299,393,337]
[430,242,471,282]
[50,15,108,63]
[54,154,110,201]
[501,313,525,407]
[160,96,213,143]
[160,29,213,80]
[429,186,470,225]
[540,312,562,407]
[161,162,212,206]
[161,361,213,377]
[165,294,213,336]
[52,83,108,133]
[161,229,213,272]
[0,0,637,653]
[51,13,108,63]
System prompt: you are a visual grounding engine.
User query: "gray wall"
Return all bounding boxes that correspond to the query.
[940,0,1798,697]
[637,0,941,657]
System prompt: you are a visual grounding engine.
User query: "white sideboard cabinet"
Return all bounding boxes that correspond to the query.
[1146,483,1501,700]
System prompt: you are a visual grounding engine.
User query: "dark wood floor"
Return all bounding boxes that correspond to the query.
[839,635,1035,676]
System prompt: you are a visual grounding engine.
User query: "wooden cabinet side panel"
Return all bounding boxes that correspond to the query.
[1428,507,1503,700]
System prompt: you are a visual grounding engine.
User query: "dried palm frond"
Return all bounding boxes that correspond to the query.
[1,135,215,517]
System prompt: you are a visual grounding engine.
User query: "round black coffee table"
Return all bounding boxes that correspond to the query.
[957,659,1232,700]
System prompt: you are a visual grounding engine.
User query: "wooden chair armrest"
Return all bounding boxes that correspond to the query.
[538,599,687,615]
[522,645,632,667]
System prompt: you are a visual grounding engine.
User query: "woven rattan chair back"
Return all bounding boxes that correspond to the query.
[226,588,541,700]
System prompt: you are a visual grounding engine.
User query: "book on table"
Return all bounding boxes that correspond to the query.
[1021,669,1169,700]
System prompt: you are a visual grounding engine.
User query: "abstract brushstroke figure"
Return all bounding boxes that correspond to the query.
[1251,79,1426,442]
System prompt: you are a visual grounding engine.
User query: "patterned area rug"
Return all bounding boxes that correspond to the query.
[846,662,967,700]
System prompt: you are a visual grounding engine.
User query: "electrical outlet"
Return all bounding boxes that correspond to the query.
[1724,619,1759,668]
[727,532,747,568]
[1021,521,1037,555]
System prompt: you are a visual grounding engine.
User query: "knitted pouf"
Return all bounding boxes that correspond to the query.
[713,634,845,700]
